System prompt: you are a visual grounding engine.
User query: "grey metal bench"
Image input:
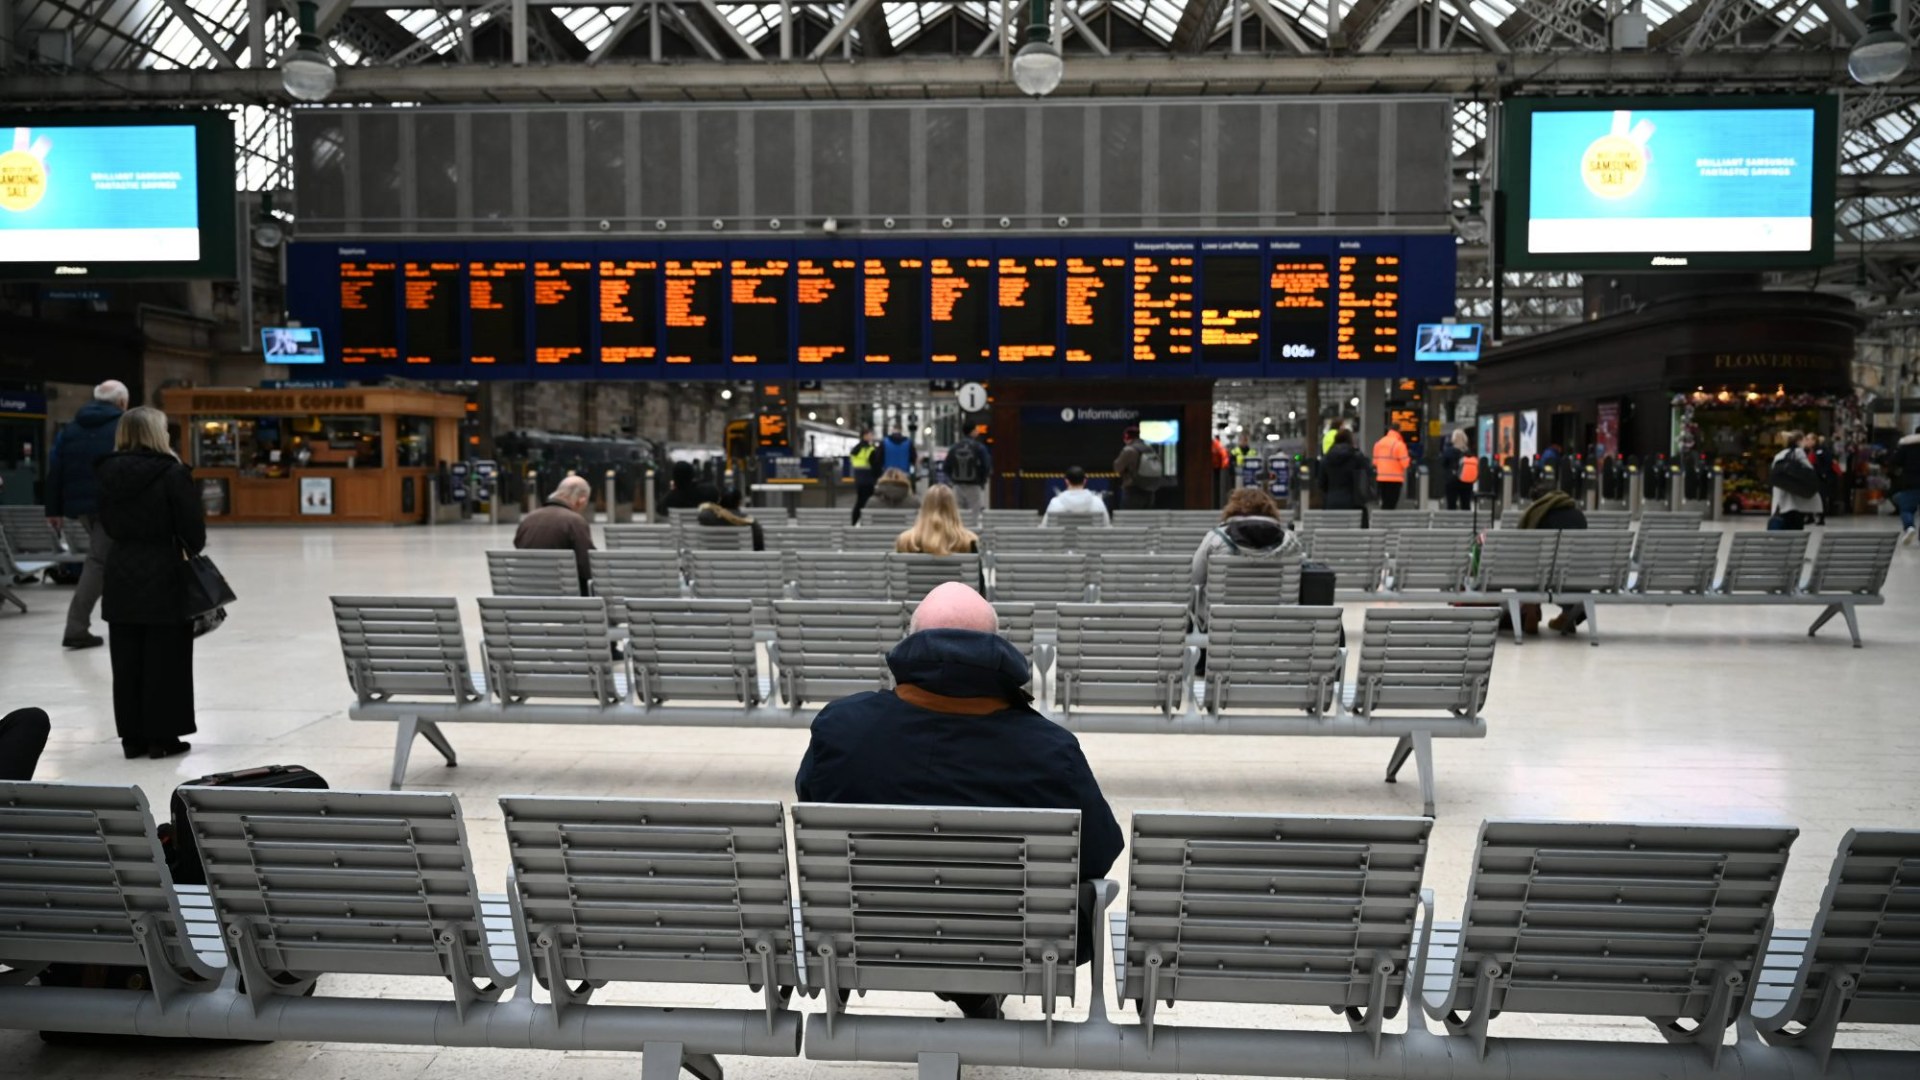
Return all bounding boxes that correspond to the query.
[627,598,762,710]
[1754,828,1920,1068]
[1089,553,1197,609]
[1071,527,1155,556]
[1425,509,1480,531]
[1308,528,1389,593]
[985,526,1067,554]
[683,526,752,553]
[770,599,903,708]
[1199,549,1302,623]
[1549,530,1634,645]
[487,549,581,597]
[795,507,847,527]
[0,506,78,561]
[1720,533,1810,594]
[479,596,625,705]
[333,595,479,787]
[1054,602,1192,719]
[858,508,915,532]
[1370,509,1433,534]
[1299,509,1365,548]
[603,523,682,550]
[1421,819,1796,1065]
[591,549,688,623]
[1466,531,1558,644]
[1584,509,1633,530]
[1152,523,1213,555]
[886,552,981,601]
[1204,605,1345,717]
[838,525,903,551]
[762,524,841,552]
[1355,608,1498,815]
[788,550,890,601]
[982,507,1043,529]
[1120,812,1433,1051]
[687,550,789,612]
[1385,529,1471,593]
[1,529,51,613]
[989,552,1093,613]
[1802,533,1898,646]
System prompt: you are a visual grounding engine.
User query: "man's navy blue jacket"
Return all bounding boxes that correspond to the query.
[795,628,1125,895]
[46,400,123,517]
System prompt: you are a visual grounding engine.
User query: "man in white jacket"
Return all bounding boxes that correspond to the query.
[1043,466,1111,526]
[1769,431,1824,531]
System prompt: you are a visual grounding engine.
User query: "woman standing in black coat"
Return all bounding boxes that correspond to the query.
[1318,429,1371,526]
[95,406,206,759]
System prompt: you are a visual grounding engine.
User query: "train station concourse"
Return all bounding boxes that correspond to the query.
[2,2,1919,1079]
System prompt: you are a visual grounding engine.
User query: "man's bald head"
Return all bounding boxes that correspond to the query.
[911,582,998,635]
[550,475,593,511]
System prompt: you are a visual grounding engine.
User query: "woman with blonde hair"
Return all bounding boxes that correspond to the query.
[895,484,980,556]
[95,405,205,760]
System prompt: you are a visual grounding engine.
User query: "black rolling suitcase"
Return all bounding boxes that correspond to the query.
[167,764,329,886]
[1299,561,1337,606]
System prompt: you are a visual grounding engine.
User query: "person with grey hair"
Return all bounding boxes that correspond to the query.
[794,581,1121,1019]
[513,474,596,594]
[46,379,130,649]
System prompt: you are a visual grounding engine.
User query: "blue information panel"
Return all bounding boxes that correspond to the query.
[287,235,1456,379]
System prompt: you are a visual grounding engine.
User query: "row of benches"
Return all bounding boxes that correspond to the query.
[339,595,1494,813]
[3,780,1913,1079]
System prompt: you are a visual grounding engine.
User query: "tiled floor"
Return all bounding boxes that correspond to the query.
[3,516,1917,1077]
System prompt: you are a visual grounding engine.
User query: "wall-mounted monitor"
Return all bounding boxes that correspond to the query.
[1500,95,1836,272]
[262,326,325,362]
[1414,322,1483,361]
[0,111,236,281]
[1138,419,1181,445]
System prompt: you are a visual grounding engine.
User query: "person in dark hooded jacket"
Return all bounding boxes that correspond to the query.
[1317,429,1370,524]
[1889,426,1920,544]
[660,460,718,520]
[696,489,766,550]
[95,406,205,760]
[1518,480,1588,635]
[1189,486,1302,595]
[795,581,1123,1019]
[45,380,128,649]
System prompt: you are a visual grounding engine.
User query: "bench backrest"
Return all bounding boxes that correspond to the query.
[1426,509,1480,531]
[1299,509,1364,544]
[1370,509,1432,533]
[1475,530,1558,592]
[1308,529,1388,592]
[985,527,1065,555]
[1124,812,1431,1012]
[602,524,681,551]
[1091,553,1195,608]
[177,787,511,986]
[794,507,846,527]
[1634,532,1722,594]
[0,781,216,984]
[1352,607,1498,715]
[0,506,60,554]
[1805,533,1898,595]
[858,508,916,532]
[588,549,686,624]
[772,600,904,708]
[477,596,622,704]
[885,553,980,602]
[1498,508,1523,530]
[1390,530,1471,592]
[499,796,800,991]
[332,595,480,704]
[990,552,1091,608]
[683,525,751,553]
[1204,605,1345,716]
[1071,527,1154,556]
[1438,820,1795,1024]
[487,549,579,597]
[60,517,92,553]
[1720,533,1809,594]
[1584,510,1633,530]
[1202,549,1303,610]
[1153,524,1214,555]
[1053,602,1189,716]
[626,598,760,707]
[687,551,789,606]
[1048,511,1105,532]
[1771,829,1920,1030]
[762,524,841,553]
[838,525,904,552]
[1639,509,1705,531]
[1551,532,1634,593]
[792,803,1083,1006]
[787,551,889,601]
[982,508,1043,529]
[992,601,1040,673]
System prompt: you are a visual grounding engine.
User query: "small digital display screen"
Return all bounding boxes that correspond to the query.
[730,257,791,366]
[1414,322,1483,361]
[1199,254,1262,364]
[261,326,324,362]
[864,257,923,366]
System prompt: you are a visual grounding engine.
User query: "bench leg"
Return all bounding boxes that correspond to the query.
[917,1051,961,1080]
[417,720,459,768]
[390,717,460,790]
[1412,731,1437,818]
[1584,598,1600,647]
[641,1041,721,1080]
[1505,598,1524,646]
[1842,603,1862,648]
[0,584,25,614]
[1808,602,1863,648]
[1385,735,1414,784]
[1807,602,1841,638]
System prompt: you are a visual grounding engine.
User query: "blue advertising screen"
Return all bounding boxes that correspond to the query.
[1527,107,1817,257]
[285,234,1456,379]
[0,124,201,263]
[1413,323,1482,362]
[262,326,325,362]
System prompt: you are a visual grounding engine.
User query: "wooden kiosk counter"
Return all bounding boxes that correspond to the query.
[162,387,465,525]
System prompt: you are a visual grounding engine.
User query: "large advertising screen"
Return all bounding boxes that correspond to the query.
[0,112,235,280]
[1501,95,1835,272]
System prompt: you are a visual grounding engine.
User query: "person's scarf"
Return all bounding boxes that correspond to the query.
[1519,490,1578,530]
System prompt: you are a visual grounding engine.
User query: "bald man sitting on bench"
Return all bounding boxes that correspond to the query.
[513,475,596,595]
[794,581,1123,1019]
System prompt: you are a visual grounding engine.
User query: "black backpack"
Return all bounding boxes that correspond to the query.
[1770,453,1819,499]
[946,440,985,485]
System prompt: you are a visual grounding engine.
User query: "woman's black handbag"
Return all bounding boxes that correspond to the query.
[182,552,236,636]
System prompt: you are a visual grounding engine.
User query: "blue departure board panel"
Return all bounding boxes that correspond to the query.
[287,235,1456,379]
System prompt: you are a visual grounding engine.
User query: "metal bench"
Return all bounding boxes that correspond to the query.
[1584,509,1633,530]
[1047,511,1106,532]
[1204,605,1345,717]
[1385,530,1471,593]
[1089,553,1196,609]
[988,552,1093,613]
[795,507,847,527]
[1152,523,1214,555]
[838,525,904,551]
[1120,812,1433,1051]
[1631,530,1723,594]
[333,595,479,787]
[1370,509,1433,533]
[762,524,841,552]
[1549,530,1634,645]
[603,523,682,550]
[1720,533,1810,594]
[488,549,582,597]
[1753,829,1920,1069]
[1199,549,1302,620]
[687,550,789,612]
[1802,533,1898,646]
[1,529,52,613]
[858,507,916,532]
[1355,608,1498,815]
[1425,509,1480,531]
[985,526,1066,554]
[1070,527,1155,556]
[982,507,1043,529]
[627,598,762,710]
[885,552,981,601]
[479,596,624,705]
[1299,509,1365,548]
[1053,602,1192,719]
[1308,528,1389,593]
[591,549,688,624]
[770,600,904,709]
[683,526,752,553]
[1421,819,1796,1064]
[787,550,890,601]
[0,506,76,561]
[498,794,804,1076]
[1467,531,1559,644]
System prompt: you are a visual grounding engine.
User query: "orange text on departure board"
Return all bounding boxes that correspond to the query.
[1271,260,1331,308]
[598,259,657,363]
[1065,257,1123,362]
[1335,253,1402,361]
[1131,255,1194,362]
[664,261,720,326]
[929,257,990,364]
[730,259,788,305]
[338,261,398,363]
[465,261,524,364]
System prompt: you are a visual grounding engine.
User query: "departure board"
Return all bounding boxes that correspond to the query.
[664,259,724,365]
[1131,251,1195,365]
[599,258,658,364]
[864,256,923,366]
[1064,256,1127,364]
[468,260,526,366]
[1199,255,1262,364]
[532,260,593,365]
[929,256,991,365]
[1269,254,1331,363]
[402,261,460,365]
[795,258,856,366]
[338,260,398,364]
[729,258,790,366]
[1336,251,1402,361]
[996,256,1059,364]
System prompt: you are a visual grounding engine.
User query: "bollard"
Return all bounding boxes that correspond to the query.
[526,469,540,515]
[1414,463,1429,510]
[604,470,618,525]
[1296,461,1315,512]
[1668,465,1684,511]
[487,484,499,526]
[1584,466,1599,511]
[1710,467,1724,522]
[644,468,657,524]
[1627,465,1643,520]
[428,476,441,527]
[1499,466,1514,512]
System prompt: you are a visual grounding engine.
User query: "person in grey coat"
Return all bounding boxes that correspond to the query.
[45,380,128,649]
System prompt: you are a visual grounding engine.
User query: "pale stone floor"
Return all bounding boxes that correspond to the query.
[3,517,1916,1078]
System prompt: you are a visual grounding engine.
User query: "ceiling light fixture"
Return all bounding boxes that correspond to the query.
[280,0,336,102]
[1010,0,1063,97]
[1849,0,1911,85]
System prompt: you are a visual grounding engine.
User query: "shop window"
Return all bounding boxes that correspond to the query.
[396,416,434,468]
